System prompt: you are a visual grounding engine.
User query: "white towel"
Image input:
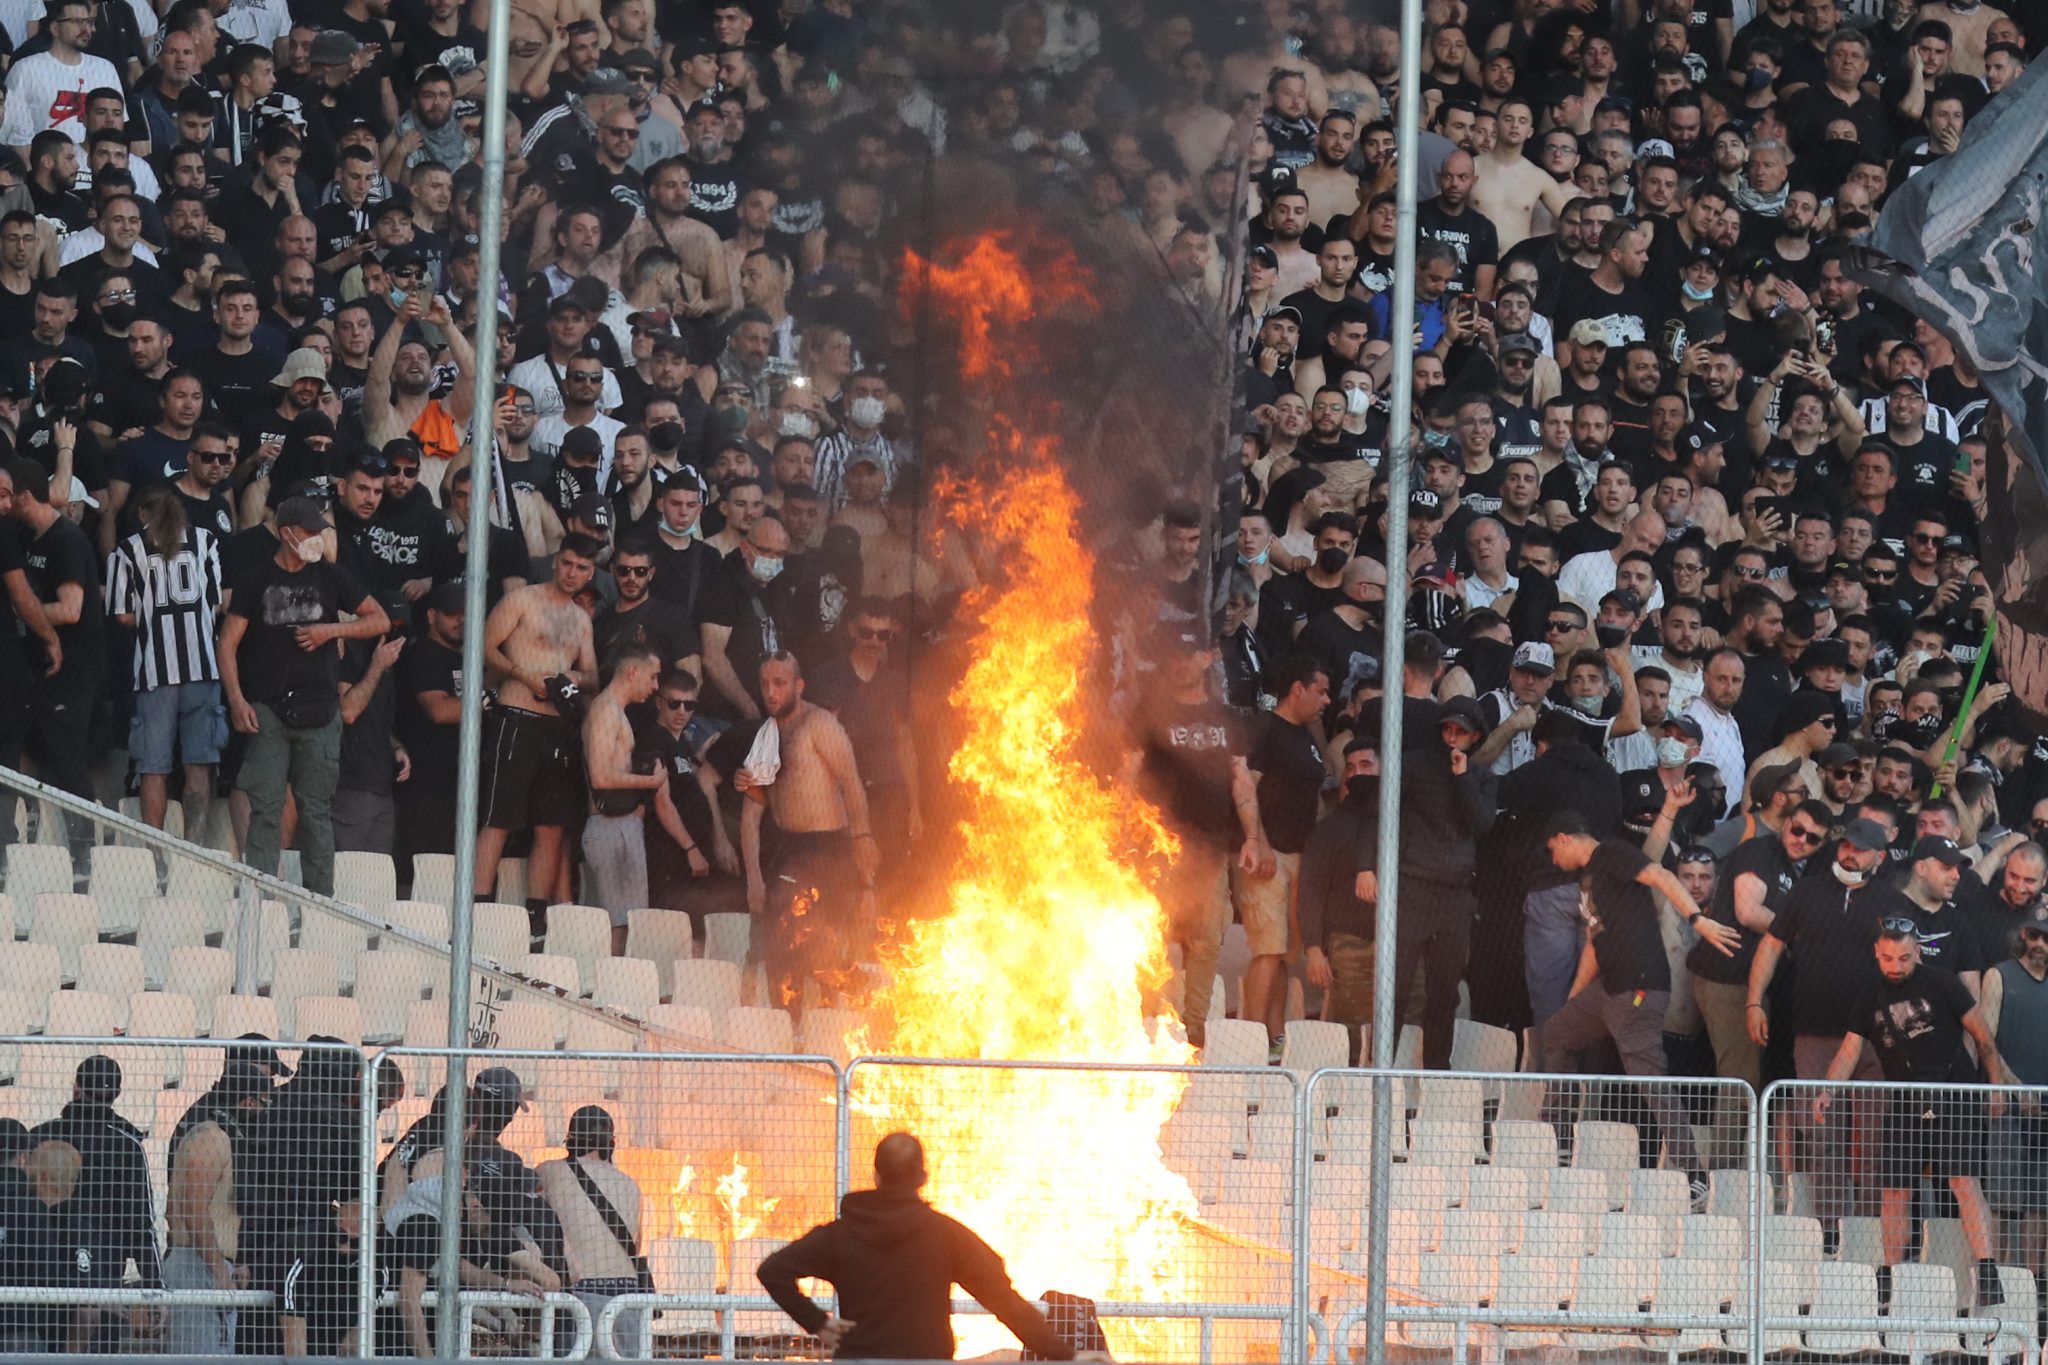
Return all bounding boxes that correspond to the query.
[742,718,781,786]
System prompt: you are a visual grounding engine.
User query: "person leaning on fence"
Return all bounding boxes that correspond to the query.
[758,1133,1086,1361]
[1537,810,1740,1210]
[537,1106,649,1359]
[26,1054,162,1348]
[218,495,390,898]
[1814,917,2014,1309]
[164,1060,275,1357]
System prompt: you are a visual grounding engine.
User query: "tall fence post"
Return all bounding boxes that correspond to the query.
[1292,1072,1317,1364]
[358,1045,382,1359]
[231,873,261,997]
[1751,1081,1769,1365]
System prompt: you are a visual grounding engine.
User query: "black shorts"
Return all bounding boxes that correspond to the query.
[1879,1092,1988,1188]
[479,707,582,832]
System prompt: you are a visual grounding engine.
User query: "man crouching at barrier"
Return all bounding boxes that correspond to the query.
[538,1106,650,1358]
[759,1133,1097,1360]
[1814,918,2015,1309]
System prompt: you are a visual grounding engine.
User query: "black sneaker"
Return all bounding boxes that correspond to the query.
[1687,1172,1711,1213]
[1978,1260,2005,1309]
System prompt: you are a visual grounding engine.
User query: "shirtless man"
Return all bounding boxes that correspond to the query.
[616,160,732,322]
[1471,97,1574,251]
[741,653,879,1012]
[477,534,602,941]
[582,641,700,953]
[165,1062,271,1357]
[537,1107,647,1359]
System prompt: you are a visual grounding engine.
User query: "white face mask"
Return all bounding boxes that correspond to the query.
[1656,736,1690,768]
[749,554,783,583]
[1345,387,1372,416]
[779,411,817,438]
[848,395,887,428]
[1569,693,1603,716]
[293,534,325,563]
[1832,857,1871,886]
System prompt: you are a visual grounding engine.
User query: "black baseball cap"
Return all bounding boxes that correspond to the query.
[1911,835,1969,867]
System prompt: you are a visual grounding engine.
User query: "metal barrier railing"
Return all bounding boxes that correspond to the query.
[0,763,709,1055]
[15,1027,2048,1360]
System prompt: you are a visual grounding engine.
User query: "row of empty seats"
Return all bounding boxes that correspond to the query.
[1332,1255,2037,1356]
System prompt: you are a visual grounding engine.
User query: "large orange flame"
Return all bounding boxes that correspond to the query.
[845,233,1218,1357]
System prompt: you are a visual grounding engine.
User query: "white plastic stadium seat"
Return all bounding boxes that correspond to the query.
[645,1004,716,1042]
[1201,1019,1268,1068]
[1880,1262,1963,1357]
[542,904,610,990]
[125,993,197,1083]
[44,989,119,1039]
[1805,1260,1882,1355]
[353,949,431,1045]
[722,1005,794,1054]
[382,900,450,951]
[290,996,362,1045]
[1449,1017,1519,1073]
[516,952,582,997]
[408,854,457,908]
[163,861,237,938]
[494,858,529,908]
[5,846,73,910]
[1277,1020,1346,1077]
[0,894,16,941]
[623,909,693,997]
[333,851,397,916]
[299,912,369,989]
[87,846,159,937]
[210,995,279,1041]
[136,900,205,988]
[165,948,234,1032]
[592,957,659,1016]
[669,959,741,1022]
[0,991,35,1080]
[269,948,341,1023]
[75,944,144,1022]
[471,903,530,965]
[702,912,749,964]
[29,894,98,982]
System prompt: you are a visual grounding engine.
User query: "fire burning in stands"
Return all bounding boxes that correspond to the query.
[850,232,1213,1356]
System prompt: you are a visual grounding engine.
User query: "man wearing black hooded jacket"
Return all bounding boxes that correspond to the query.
[28,1055,160,1339]
[758,1133,1077,1361]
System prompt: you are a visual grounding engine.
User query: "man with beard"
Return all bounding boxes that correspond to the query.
[1293,109,1362,226]
[370,443,450,610]
[700,515,789,721]
[606,427,661,533]
[1982,912,2048,1265]
[1553,221,1653,372]
[389,65,469,173]
[594,540,698,682]
[1418,150,1499,300]
[1296,387,1362,464]
[88,308,173,458]
[678,97,744,237]
[364,295,476,465]
[1260,186,1317,297]
[508,292,625,417]
[103,370,206,548]
[265,256,322,338]
[618,159,733,330]
[583,641,696,953]
[741,651,878,1010]
[238,348,326,485]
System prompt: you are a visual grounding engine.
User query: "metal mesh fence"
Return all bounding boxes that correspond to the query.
[1761,1079,2040,1364]
[0,1036,367,1356]
[1313,1069,1758,1363]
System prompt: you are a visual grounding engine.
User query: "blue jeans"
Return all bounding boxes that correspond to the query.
[1524,882,1586,1030]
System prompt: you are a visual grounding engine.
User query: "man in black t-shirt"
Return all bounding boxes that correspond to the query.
[1748,813,1915,1229]
[1234,656,1329,1048]
[593,542,699,690]
[220,496,390,897]
[1688,800,1830,1092]
[394,583,464,880]
[1536,810,1738,1205]
[8,458,105,871]
[1815,920,2012,1306]
[637,667,718,928]
[1415,150,1499,299]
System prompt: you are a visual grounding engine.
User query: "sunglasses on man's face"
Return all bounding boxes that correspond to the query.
[660,694,697,710]
[1546,618,1577,631]
[1785,824,1827,847]
[568,371,604,382]
[390,463,420,477]
[616,564,653,578]
[851,626,895,642]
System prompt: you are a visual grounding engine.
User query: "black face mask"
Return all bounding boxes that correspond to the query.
[649,420,684,450]
[1346,774,1374,801]
[1595,622,1629,649]
[100,303,135,330]
[1316,546,1350,575]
